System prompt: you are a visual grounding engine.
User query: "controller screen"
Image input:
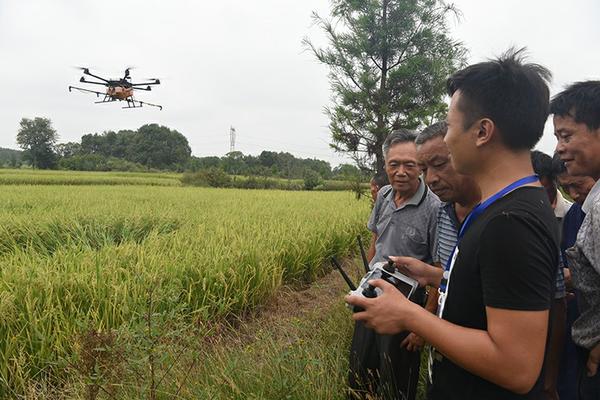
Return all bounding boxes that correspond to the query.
[362,269,414,299]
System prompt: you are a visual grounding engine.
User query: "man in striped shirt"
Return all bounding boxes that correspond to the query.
[415,121,481,269]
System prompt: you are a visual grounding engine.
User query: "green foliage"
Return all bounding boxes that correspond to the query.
[0,147,23,168]
[75,124,191,170]
[303,169,323,190]
[16,117,59,169]
[190,150,343,181]
[59,154,147,172]
[181,167,232,188]
[130,124,192,170]
[304,0,466,171]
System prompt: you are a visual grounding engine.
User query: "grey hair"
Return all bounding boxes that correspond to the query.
[415,121,448,146]
[382,129,417,159]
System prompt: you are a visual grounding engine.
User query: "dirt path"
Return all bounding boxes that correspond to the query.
[202,258,363,346]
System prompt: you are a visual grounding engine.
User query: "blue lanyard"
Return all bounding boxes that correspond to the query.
[439,175,539,293]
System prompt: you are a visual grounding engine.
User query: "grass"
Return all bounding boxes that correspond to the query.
[0,184,370,396]
[39,262,430,400]
[0,169,181,186]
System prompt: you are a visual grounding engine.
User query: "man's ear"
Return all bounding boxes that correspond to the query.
[475,118,496,147]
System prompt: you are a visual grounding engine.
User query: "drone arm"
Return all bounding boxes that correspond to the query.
[68,86,105,97]
[79,78,108,86]
[130,81,160,86]
[83,70,110,83]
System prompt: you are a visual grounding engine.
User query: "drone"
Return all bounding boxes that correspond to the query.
[68,67,162,110]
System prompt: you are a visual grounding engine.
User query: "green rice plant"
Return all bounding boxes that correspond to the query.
[0,184,369,395]
[0,169,181,186]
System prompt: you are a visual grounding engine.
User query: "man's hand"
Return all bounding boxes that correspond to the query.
[401,332,424,352]
[389,256,442,288]
[587,342,600,377]
[345,279,419,335]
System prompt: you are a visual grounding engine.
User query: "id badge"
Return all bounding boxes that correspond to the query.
[437,247,459,318]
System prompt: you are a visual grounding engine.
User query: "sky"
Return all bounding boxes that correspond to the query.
[1,0,599,167]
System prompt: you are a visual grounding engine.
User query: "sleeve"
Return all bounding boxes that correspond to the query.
[431,207,442,264]
[582,201,600,275]
[554,253,566,299]
[367,187,386,233]
[478,213,557,311]
[428,203,440,264]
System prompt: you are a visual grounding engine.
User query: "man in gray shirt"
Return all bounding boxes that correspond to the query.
[552,81,600,399]
[349,129,440,400]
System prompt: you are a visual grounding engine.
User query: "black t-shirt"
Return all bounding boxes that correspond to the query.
[429,187,559,400]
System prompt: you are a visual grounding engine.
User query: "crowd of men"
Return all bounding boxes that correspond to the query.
[345,48,600,400]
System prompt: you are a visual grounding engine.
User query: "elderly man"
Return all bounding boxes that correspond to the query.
[348,129,439,400]
[552,80,600,399]
[348,49,559,399]
[553,154,597,400]
[415,121,481,269]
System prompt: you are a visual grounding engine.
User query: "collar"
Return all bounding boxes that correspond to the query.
[554,189,573,219]
[389,178,427,210]
[582,179,600,214]
[442,202,461,230]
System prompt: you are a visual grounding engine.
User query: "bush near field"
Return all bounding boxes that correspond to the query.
[181,169,369,192]
[0,185,370,395]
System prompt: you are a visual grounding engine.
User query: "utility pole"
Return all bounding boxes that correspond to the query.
[229,126,236,153]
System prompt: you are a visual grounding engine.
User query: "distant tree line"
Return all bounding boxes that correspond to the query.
[0,148,23,168]
[57,124,192,171]
[11,117,364,180]
[188,151,362,180]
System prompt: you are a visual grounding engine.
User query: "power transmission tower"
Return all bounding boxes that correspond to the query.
[229,126,236,153]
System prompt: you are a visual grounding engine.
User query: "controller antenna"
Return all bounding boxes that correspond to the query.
[357,235,370,273]
[331,257,357,291]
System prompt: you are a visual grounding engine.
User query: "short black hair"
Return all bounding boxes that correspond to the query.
[531,150,555,181]
[552,152,567,176]
[372,171,389,187]
[415,121,448,146]
[549,81,600,131]
[446,47,552,150]
[382,128,417,159]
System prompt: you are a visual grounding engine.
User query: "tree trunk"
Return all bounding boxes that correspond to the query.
[375,0,389,175]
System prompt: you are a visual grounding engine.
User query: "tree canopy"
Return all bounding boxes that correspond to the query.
[305,0,466,172]
[74,124,192,170]
[16,117,58,169]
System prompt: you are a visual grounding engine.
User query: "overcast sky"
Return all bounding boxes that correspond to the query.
[1,0,599,166]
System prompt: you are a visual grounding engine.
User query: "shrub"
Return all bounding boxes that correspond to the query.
[180,168,231,188]
[303,170,323,190]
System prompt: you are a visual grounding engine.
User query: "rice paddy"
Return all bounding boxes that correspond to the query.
[0,172,370,396]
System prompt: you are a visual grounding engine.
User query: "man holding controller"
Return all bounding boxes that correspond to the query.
[346,49,559,399]
[348,129,439,400]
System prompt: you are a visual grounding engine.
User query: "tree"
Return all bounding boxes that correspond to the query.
[304,0,466,172]
[16,117,59,169]
[128,124,192,170]
[303,169,323,190]
[55,142,82,158]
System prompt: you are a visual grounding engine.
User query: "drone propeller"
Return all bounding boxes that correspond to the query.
[74,67,111,83]
[131,78,160,87]
[123,66,136,80]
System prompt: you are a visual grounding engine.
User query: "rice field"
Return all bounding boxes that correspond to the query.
[0,175,370,396]
[0,169,181,186]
